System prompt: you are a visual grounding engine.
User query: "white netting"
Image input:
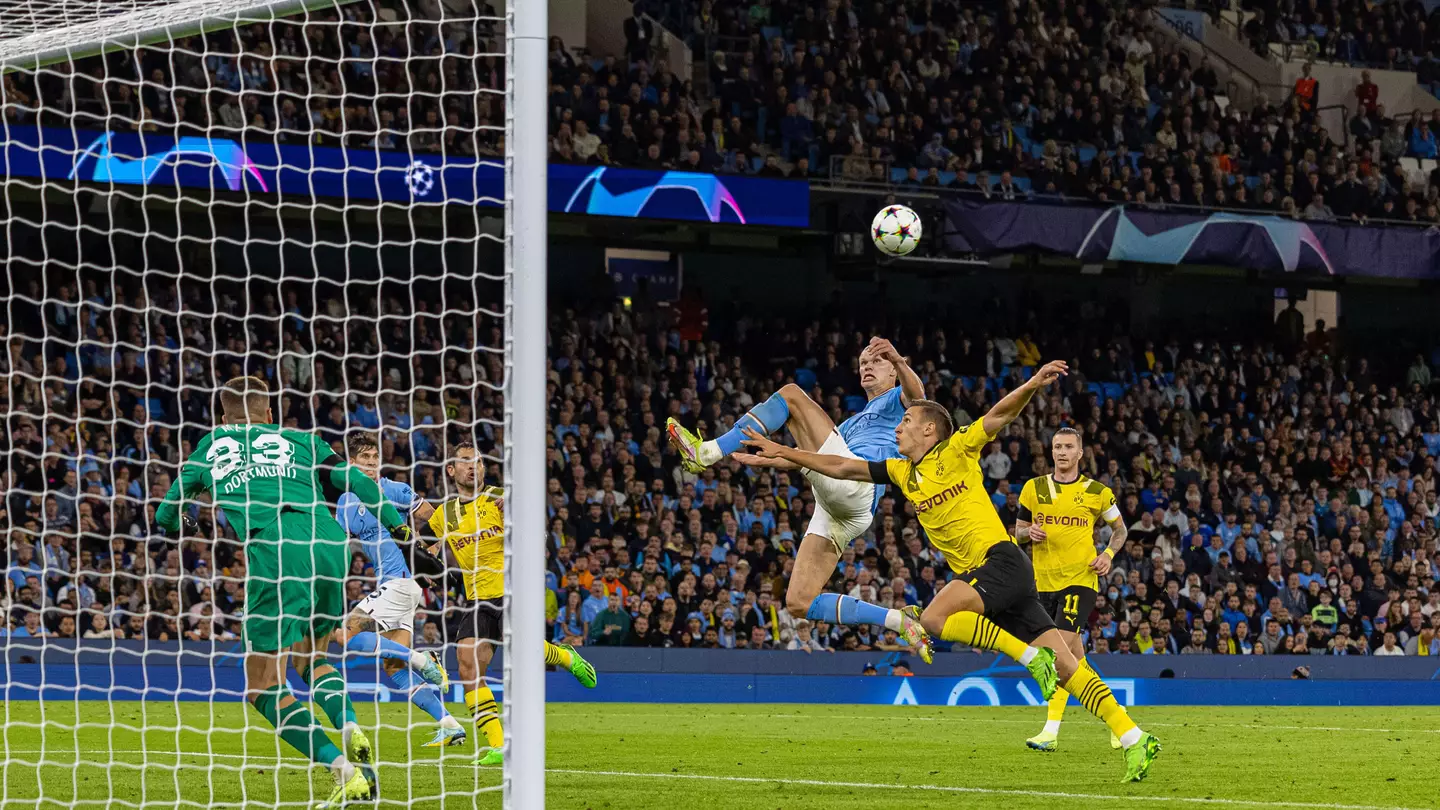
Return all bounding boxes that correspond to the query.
[0,0,535,806]
[0,0,351,68]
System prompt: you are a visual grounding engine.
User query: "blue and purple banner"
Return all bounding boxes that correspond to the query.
[0,124,810,228]
[944,198,1440,279]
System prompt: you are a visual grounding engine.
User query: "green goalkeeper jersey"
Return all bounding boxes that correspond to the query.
[155,423,404,539]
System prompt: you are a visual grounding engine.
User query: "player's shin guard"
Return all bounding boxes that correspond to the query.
[389,668,452,723]
[940,611,1035,663]
[807,593,902,631]
[1063,661,1141,747]
[303,664,358,730]
[714,392,790,456]
[543,641,574,668]
[1045,685,1070,733]
[465,684,504,749]
[253,685,344,766]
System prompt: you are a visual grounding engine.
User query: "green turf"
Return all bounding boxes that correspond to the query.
[1,701,1433,809]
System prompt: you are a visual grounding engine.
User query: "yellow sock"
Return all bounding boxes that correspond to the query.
[1047,686,1070,723]
[543,641,573,669]
[464,686,504,749]
[1062,662,1137,741]
[940,612,1032,663]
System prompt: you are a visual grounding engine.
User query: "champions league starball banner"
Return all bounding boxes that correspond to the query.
[0,124,810,228]
[943,198,1440,279]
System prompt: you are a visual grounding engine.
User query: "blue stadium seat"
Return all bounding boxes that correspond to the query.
[1087,382,1105,402]
[1103,383,1125,401]
[844,395,867,413]
[795,368,817,390]
[1077,146,1097,164]
[147,398,167,419]
[761,26,781,42]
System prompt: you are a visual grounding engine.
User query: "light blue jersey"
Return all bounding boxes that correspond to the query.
[838,386,906,514]
[337,477,422,583]
[838,385,905,462]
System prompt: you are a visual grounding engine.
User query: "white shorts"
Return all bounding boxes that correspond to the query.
[354,578,424,635]
[802,431,878,555]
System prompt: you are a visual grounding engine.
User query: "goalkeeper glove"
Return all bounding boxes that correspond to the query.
[180,513,199,536]
[391,524,446,578]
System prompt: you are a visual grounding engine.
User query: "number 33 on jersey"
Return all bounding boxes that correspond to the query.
[177,424,342,537]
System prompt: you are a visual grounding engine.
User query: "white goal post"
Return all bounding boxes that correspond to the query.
[0,0,547,806]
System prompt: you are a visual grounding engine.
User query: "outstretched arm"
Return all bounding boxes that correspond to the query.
[981,359,1069,436]
[325,461,407,533]
[156,460,210,532]
[737,427,879,483]
[867,337,925,406]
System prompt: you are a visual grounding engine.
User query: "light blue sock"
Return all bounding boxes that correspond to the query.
[715,392,791,456]
[389,668,451,722]
[347,631,416,664]
[807,593,894,628]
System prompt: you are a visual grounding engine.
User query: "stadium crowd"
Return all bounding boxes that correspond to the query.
[3,269,1440,661]
[11,0,1440,224]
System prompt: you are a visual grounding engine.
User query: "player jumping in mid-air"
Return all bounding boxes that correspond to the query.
[1018,427,1130,752]
[424,442,597,766]
[736,361,1162,783]
[336,433,467,748]
[666,337,934,662]
[155,376,445,807]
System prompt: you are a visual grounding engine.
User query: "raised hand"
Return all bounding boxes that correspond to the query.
[1029,360,1069,389]
[867,336,903,364]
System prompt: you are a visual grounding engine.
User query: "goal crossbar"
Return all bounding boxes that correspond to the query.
[0,0,358,71]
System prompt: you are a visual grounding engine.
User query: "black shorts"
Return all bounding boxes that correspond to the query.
[1039,585,1098,634]
[962,541,1057,644]
[445,598,502,644]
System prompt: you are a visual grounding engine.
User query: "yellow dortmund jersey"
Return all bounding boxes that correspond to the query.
[1018,475,1119,592]
[880,420,1010,575]
[428,487,505,600]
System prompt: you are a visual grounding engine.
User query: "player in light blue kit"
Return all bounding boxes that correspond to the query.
[667,337,934,661]
[337,434,467,747]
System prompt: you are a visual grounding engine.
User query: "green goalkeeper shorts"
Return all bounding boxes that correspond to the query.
[242,510,350,653]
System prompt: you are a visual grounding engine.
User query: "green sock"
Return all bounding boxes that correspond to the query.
[305,666,358,730]
[252,686,343,766]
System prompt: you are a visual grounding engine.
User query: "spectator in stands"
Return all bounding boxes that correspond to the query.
[589,592,632,646]
[623,5,655,65]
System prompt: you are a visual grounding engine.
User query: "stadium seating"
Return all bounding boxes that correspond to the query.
[9,0,1440,225]
[5,273,1439,658]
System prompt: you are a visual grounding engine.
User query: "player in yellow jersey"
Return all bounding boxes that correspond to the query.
[425,442,597,766]
[737,362,1161,783]
[1017,427,1129,752]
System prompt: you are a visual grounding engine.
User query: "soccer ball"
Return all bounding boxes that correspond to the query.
[871,205,922,256]
[406,161,435,197]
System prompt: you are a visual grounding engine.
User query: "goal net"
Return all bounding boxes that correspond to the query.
[0,0,547,806]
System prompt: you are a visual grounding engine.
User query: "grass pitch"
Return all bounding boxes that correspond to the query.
[1,701,1432,809]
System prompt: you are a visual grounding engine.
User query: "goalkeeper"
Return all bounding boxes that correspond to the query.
[156,376,443,807]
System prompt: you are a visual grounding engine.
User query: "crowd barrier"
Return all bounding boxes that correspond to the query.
[6,641,1438,706]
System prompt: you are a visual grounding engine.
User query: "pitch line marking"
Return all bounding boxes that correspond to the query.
[4,751,1426,810]
[549,768,1431,810]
